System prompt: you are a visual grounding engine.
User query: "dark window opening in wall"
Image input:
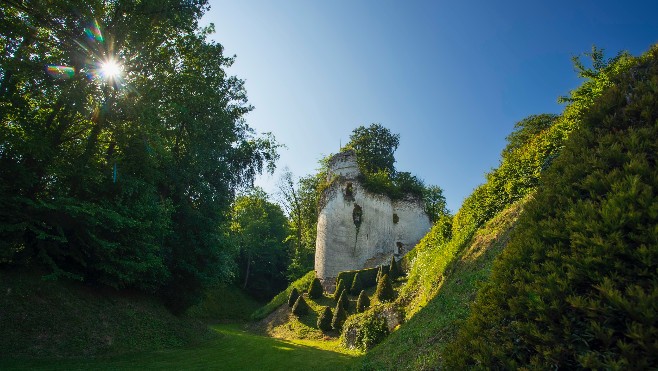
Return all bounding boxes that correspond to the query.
[393,213,399,224]
[396,242,403,255]
[345,182,354,200]
[353,204,363,227]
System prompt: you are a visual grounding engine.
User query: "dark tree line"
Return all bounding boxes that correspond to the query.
[0,0,278,311]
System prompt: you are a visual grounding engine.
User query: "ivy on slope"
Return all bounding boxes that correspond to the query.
[445,45,658,369]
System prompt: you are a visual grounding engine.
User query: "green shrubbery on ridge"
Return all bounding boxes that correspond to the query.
[445,45,658,370]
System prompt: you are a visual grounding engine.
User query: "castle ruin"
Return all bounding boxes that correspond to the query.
[314,150,431,287]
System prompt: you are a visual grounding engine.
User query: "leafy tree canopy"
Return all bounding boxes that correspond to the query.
[0,0,279,311]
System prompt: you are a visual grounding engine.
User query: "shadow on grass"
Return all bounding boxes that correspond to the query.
[0,324,359,371]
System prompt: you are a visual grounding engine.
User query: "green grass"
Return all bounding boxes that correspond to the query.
[0,268,211,358]
[187,284,262,322]
[0,324,359,370]
[358,198,528,370]
[251,270,316,320]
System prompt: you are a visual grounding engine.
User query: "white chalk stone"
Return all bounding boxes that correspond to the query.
[315,150,431,283]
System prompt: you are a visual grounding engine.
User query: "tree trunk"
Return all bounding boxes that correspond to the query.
[243,256,251,289]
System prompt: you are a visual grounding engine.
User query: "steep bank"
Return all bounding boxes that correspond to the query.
[0,268,212,358]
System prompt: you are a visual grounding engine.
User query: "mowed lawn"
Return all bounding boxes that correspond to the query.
[0,324,359,370]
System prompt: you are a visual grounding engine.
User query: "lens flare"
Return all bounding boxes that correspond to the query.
[100,59,121,79]
[84,19,104,43]
[46,65,75,79]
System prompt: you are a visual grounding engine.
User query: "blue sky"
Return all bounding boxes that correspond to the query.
[202,1,658,212]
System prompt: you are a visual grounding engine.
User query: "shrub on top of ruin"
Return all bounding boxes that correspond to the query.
[288,287,300,307]
[308,277,323,299]
[375,274,394,302]
[389,256,399,280]
[292,295,309,316]
[350,273,363,295]
[317,306,333,331]
[337,289,349,311]
[332,301,348,331]
[334,279,346,300]
[356,290,370,313]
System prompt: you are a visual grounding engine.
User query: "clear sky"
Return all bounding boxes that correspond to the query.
[202,0,658,212]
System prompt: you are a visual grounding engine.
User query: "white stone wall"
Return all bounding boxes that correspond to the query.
[315,153,431,282]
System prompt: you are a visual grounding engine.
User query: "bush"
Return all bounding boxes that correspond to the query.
[332,301,347,331]
[308,277,323,299]
[375,274,394,302]
[291,295,309,316]
[334,279,345,300]
[445,47,658,369]
[287,287,300,308]
[341,308,390,351]
[337,267,379,290]
[389,256,399,280]
[337,290,349,311]
[356,290,370,313]
[317,306,333,331]
[350,273,363,295]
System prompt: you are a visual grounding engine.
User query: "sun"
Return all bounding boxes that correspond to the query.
[100,59,121,79]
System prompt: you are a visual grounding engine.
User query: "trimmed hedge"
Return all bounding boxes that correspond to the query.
[291,295,309,316]
[337,266,380,291]
[308,278,323,299]
[317,306,333,331]
[356,290,370,313]
[334,279,346,300]
[350,273,363,295]
[287,288,300,308]
[332,301,347,331]
[375,274,394,302]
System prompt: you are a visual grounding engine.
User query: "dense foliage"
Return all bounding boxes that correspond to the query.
[349,273,362,295]
[291,295,309,316]
[277,169,320,281]
[446,46,658,369]
[307,277,323,299]
[230,189,289,300]
[375,274,394,302]
[317,306,333,332]
[287,287,300,308]
[331,301,347,331]
[0,0,278,311]
[356,290,370,313]
[341,308,389,351]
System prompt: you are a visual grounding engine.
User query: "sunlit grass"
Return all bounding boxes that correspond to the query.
[0,324,359,371]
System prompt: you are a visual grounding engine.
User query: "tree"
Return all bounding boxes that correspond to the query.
[308,277,323,299]
[356,290,370,313]
[337,289,349,311]
[317,306,333,331]
[230,188,289,300]
[288,288,300,308]
[0,0,280,312]
[334,279,346,300]
[291,295,309,316]
[344,124,399,175]
[375,274,394,302]
[350,273,363,295]
[389,257,399,280]
[422,185,449,223]
[276,169,319,281]
[332,301,347,331]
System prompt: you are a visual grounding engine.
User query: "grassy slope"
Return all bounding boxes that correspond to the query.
[0,268,211,358]
[0,324,359,371]
[187,284,262,322]
[359,197,528,370]
[251,270,316,320]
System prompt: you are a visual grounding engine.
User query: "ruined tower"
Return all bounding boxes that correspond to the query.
[314,150,431,286]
